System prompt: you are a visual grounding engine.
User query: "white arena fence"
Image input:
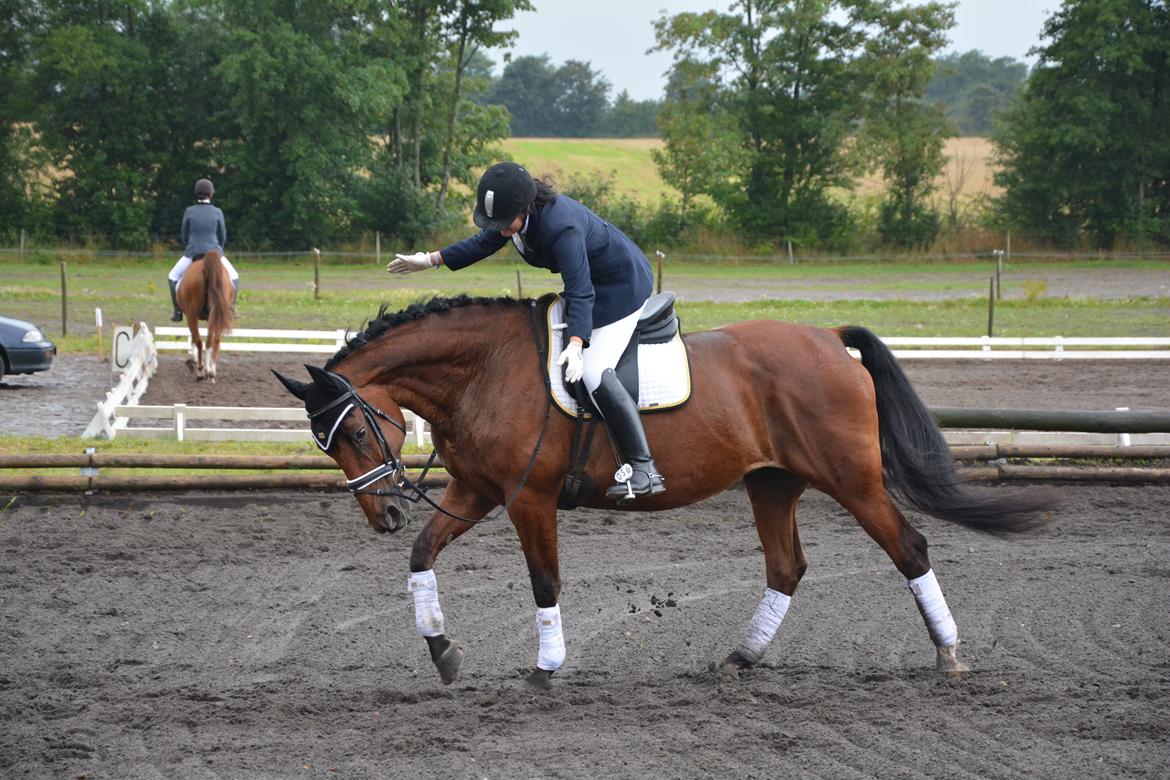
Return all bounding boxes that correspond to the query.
[84,325,1170,444]
[152,325,348,353]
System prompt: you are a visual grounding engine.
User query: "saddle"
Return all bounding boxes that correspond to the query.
[541,293,692,419]
[535,293,692,509]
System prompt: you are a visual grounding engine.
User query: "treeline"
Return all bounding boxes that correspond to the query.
[2,0,1166,253]
[647,0,1168,250]
[477,55,660,137]
[927,51,1028,136]
[0,0,532,249]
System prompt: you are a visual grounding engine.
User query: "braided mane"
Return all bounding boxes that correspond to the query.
[324,295,528,370]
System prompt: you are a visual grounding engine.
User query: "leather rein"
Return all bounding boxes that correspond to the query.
[311,300,554,526]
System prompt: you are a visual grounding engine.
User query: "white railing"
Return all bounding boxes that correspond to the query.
[82,323,158,439]
[153,326,349,354]
[153,326,1170,359]
[110,404,431,445]
[883,336,1170,359]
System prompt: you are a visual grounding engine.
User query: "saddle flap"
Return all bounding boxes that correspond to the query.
[542,294,691,419]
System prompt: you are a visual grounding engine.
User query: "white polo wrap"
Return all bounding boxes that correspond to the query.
[738,588,792,664]
[908,569,958,647]
[535,604,566,671]
[407,569,445,638]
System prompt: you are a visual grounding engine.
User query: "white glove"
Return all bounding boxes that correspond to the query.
[387,251,436,274]
[558,340,584,384]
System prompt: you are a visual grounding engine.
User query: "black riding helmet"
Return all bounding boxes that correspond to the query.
[194,178,215,198]
[473,162,536,232]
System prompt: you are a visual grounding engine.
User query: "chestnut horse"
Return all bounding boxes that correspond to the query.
[275,295,1053,689]
[177,249,234,382]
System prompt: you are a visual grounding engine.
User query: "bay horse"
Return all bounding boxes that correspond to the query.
[274,295,1053,689]
[177,249,234,382]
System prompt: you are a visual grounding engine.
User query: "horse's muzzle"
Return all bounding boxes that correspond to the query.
[375,497,411,534]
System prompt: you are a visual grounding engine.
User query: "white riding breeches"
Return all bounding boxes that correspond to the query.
[581,301,647,396]
[169,254,239,284]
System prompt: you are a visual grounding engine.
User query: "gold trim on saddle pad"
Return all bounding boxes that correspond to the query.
[545,296,692,419]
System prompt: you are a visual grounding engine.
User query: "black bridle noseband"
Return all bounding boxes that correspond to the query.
[309,301,554,525]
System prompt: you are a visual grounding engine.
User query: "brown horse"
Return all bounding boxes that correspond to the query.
[177,249,234,382]
[275,295,1053,689]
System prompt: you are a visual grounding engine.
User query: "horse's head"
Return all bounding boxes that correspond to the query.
[274,365,413,534]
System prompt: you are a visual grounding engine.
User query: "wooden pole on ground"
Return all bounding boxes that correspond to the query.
[59,260,67,336]
[313,248,321,300]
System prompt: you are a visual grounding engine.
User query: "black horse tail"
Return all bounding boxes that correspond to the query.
[837,326,1056,535]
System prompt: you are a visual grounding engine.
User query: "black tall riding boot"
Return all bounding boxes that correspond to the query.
[168,280,182,321]
[591,368,665,502]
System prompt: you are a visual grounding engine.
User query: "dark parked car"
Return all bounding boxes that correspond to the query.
[0,315,56,382]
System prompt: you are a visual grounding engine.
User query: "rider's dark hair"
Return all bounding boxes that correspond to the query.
[531,175,558,211]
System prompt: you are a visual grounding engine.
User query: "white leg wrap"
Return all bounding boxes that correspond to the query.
[737,588,791,664]
[908,569,958,647]
[535,604,566,671]
[407,569,445,638]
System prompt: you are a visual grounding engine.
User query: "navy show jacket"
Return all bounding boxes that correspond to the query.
[439,195,653,345]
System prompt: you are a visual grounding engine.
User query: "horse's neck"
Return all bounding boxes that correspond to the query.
[341,307,526,435]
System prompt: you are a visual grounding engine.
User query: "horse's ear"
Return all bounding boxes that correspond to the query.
[272,370,309,401]
[304,364,333,387]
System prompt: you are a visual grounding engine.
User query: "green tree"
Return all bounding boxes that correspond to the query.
[26,1,189,247]
[857,1,954,247]
[215,0,404,247]
[651,60,738,219]
[926,50,1028,135]
[553,60,610,136]
[434,0,531,212]
[654,1,868,244]
[484,54,561,135]
[602,91,662,137]
[0,0,40,239]
[993,0,1170,247]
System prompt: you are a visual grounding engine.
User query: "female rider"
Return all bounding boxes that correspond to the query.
[387,161,664,501]
[167,178,239,321]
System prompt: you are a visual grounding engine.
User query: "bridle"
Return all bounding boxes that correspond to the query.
[308,301,554,525]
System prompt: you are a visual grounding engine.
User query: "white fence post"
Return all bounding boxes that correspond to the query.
[174,403,187,442]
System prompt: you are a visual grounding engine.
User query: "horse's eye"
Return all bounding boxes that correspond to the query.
[354,427,367,443]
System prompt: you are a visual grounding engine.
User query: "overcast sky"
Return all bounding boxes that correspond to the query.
[502,0,1055,101]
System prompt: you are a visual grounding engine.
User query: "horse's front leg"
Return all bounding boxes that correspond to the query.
[408,479,495,685]
[506,496,563,690]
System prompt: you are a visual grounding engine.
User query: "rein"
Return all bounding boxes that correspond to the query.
[316,300,554,526]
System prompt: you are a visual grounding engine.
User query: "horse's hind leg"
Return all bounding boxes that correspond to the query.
[826,467,968,676]
[185,322,205,380]
[720,468,808,678]
[206,333,218,383]
[407,479,496,685]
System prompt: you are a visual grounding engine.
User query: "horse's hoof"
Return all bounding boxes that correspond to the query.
[935,644,970,677]
[525,668,555,690]
[713,651,751,680]
[434,641,464,685]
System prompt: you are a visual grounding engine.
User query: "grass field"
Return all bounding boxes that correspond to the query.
[501,137,999,205]
[3,257,1167,355]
